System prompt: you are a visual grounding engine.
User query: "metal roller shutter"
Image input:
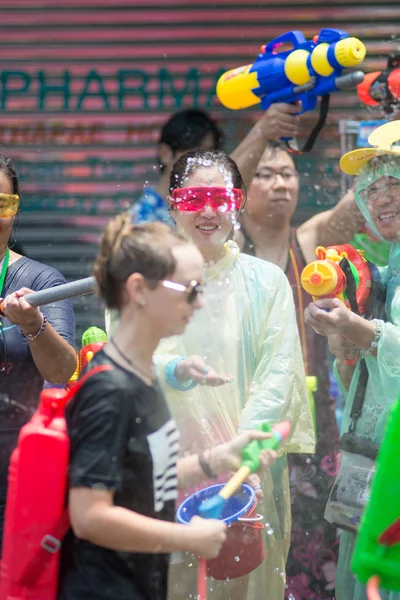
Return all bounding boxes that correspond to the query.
[1,0,399,338]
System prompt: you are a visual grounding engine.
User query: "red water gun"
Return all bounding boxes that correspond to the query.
[357,52,400,115]
[0,365,113,600]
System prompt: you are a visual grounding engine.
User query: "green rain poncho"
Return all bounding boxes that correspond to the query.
[334,155,400,600]
[153,241,315,600]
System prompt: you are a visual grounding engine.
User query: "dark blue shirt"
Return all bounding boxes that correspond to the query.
[0,256,75,542]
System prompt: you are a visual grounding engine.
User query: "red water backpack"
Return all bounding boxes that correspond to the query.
[0,364,113,600]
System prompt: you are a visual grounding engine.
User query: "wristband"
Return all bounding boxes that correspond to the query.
[165,357,198,391]
[23,312,47,341]
[360,319,383,358]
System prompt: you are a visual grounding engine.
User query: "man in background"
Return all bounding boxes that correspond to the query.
[131,104,299,224]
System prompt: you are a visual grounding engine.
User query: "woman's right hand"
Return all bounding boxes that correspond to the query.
[175,355,232,387]
[187,515,227,559]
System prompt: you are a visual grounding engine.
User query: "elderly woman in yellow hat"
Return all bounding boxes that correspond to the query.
[305,120,400,600]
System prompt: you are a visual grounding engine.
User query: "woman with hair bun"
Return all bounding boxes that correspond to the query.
[59,214,277,600]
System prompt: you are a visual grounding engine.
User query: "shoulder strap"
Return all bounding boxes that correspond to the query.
[286,95,330,153]
[347,358,369,434]
[18,363,114,589]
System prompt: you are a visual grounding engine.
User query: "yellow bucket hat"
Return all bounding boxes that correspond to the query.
[340,120,400,176]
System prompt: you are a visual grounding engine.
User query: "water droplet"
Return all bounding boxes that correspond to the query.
[234,556,240,562]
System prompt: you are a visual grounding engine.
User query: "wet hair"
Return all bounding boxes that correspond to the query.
[169,149,246,197]
[158,109,224,172]
[0,155,20,196]
[94,212,190,310]
[261,141,298,168]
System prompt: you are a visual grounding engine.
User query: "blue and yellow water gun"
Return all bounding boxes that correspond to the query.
[216,28,366,150]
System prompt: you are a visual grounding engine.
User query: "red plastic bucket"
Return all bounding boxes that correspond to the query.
[207,496,264,580]
[177,484,264,580]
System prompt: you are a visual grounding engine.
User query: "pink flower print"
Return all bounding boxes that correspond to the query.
[285,573,321,600]
[292,528,337,581]
[320,452,340,478]
[290,465,318,501]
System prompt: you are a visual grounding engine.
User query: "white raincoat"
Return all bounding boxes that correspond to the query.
[154,241,315,600]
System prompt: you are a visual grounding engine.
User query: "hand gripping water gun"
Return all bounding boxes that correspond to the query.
[301,244,372,314]
[0,276,96,315]
[351,397,400,600]
[195,421,290,600]
[0,365,113,600]
[67,326,108,389]
[198,421,291,520]
[357,52,400,115]
[300,244,382,364]
[216,28,366,151]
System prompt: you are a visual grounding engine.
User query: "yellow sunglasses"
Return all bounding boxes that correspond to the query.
[0,194,20,218]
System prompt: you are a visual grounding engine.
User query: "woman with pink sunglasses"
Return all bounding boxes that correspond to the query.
[154,149,315,600]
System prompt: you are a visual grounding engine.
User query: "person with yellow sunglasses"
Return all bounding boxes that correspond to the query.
[0,155,77,552]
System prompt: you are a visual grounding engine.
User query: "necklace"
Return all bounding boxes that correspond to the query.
[110,338,154,382]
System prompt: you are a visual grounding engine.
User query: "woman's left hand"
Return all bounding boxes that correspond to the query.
[304,298,354,336]
[211,430,277,484]
[1,288,42,335]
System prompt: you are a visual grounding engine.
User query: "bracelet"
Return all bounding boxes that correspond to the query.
[165,357,198,391]
[23,312,47,341]
[198,451,217,480]
[360,319,383,357]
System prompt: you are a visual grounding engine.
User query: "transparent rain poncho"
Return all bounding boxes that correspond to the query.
[153,241,315,600]
[333,155,400,600]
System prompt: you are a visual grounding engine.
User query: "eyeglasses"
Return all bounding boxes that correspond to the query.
[170,187,243,213]
[255,170,298,183]
[359,179,400,203]
[161,279,204,305]
[0,194,20,218]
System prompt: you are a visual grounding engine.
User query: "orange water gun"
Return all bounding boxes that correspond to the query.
[301,244,377,364]
[301,244,372,313]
